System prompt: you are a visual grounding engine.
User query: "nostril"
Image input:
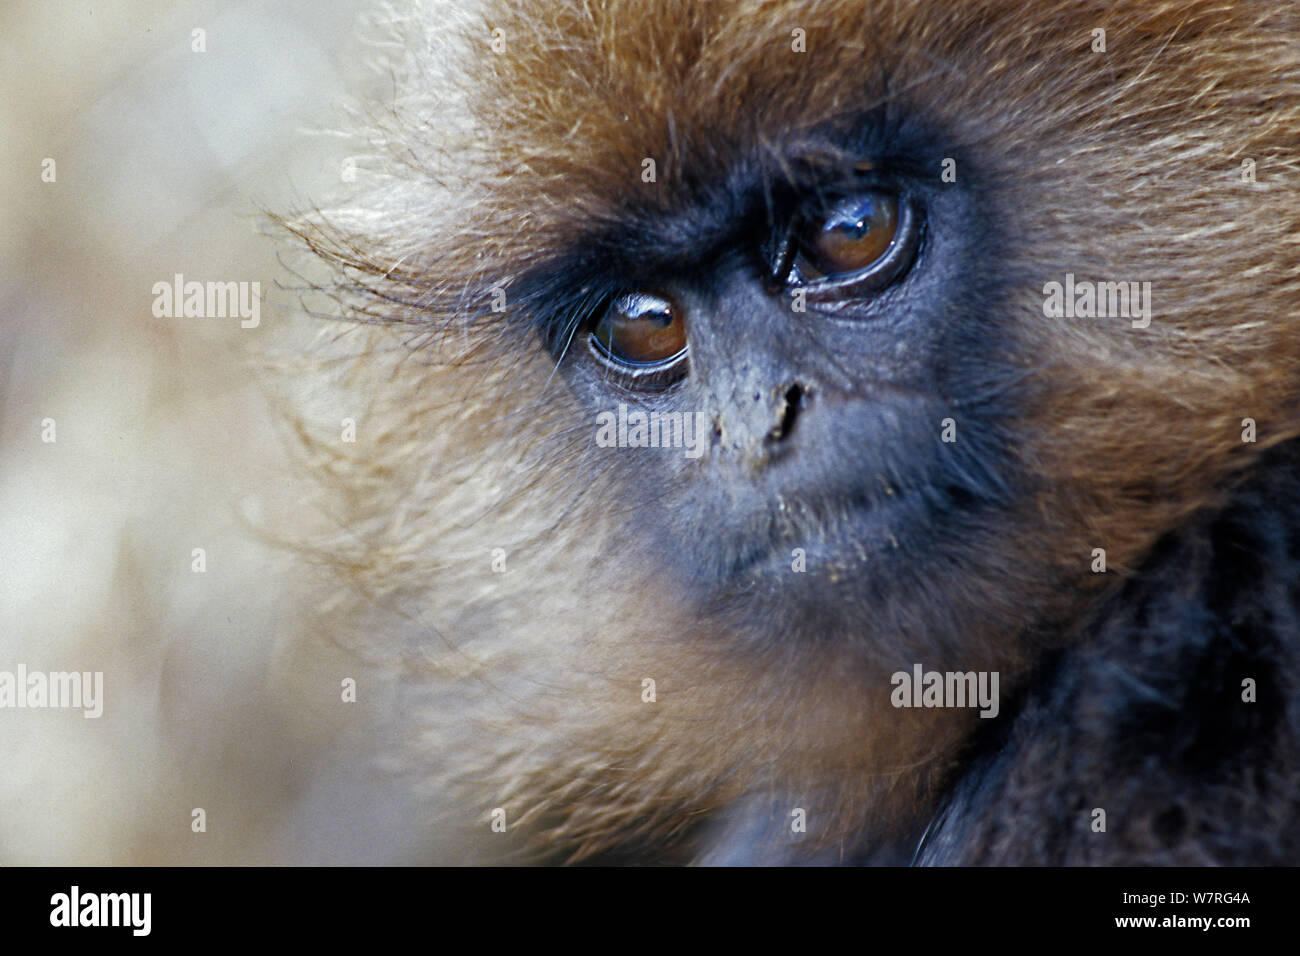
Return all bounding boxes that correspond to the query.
[767,383,810,444]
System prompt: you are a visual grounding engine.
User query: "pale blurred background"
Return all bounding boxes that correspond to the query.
[0,0,423,863]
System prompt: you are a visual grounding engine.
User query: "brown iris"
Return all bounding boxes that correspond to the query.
[797,191,899,279]
[591,292,687,368]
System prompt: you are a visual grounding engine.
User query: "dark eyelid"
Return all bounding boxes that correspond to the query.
[586,337,690,389]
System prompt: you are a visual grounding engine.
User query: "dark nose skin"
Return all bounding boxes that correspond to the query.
[766,382,812,447]
[666,282,821,466]
[725,379,814,465]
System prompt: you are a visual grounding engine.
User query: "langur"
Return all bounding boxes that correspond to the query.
[5,0,1299,866]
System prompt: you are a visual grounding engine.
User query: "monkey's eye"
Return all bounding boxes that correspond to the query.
[800,192,898,276]
[589,291,689,383]
[776,189,919,299]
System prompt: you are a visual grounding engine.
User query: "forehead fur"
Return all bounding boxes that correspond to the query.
[460,0,1296,236]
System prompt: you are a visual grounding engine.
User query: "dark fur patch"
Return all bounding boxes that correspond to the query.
[918,441,1300,864]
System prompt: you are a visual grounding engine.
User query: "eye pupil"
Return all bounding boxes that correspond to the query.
[830,203,875,239]
[592,292,688,368]
[801,191,899,277]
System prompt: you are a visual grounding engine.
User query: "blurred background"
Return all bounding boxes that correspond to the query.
[0,0,418,863]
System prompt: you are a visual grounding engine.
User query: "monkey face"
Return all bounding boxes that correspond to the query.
[529,127,1026,645]
[432,0,1300,665]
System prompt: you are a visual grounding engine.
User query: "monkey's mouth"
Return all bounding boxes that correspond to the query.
[687,463,1000,597]
[692,480,925,586]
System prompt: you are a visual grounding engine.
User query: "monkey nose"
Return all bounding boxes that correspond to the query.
[764,382,811,448]
[720,380,813,463]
